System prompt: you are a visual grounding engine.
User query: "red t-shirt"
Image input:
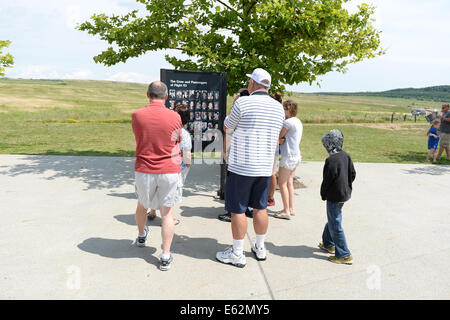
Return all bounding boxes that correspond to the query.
[132,101,182,174]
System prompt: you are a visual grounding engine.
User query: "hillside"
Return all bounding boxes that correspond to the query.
[318,85,450,102]
[2,78,449,164]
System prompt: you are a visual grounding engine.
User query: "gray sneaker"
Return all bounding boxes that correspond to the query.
[160,254,173,271]
[251,243,267,261]
[216,247,246,268]
[136,226,149,247]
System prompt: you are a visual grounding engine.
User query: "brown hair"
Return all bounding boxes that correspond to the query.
[271,92,282,103]
[283,99,298,117]
[174,103,190,125]
[432,119,440,126]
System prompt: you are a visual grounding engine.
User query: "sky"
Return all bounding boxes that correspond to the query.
[1,0,449,93]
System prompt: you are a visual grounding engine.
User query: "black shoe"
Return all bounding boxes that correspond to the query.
[218,212,232,222]
[245,208,254,218]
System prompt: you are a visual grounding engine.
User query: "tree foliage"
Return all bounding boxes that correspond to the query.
[0,40,14,77]
[78,0,384,94]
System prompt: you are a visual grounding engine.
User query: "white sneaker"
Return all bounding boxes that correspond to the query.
[251,243,267,261]
[216,247,246,268]
[136,226,149,247]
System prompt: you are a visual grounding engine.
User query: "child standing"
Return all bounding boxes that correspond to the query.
[319,129,356,265]
[274,100,303,220]
[426,120,440,162]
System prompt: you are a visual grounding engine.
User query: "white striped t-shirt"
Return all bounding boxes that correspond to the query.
[224,91,285,177]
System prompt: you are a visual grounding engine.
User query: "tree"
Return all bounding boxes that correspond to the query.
[78,0,383,94]
[0,40,14,77]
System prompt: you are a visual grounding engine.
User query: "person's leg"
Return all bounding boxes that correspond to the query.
[231,212,247,256]
[277,167,290,214]
[445,146,450,159]
[217,172,249,266]
[287,169,296,215]
[253,208,268,234]
[160,206,175,255]
[322,222,335,248]
[437,145,444,159]
[136,202,148,236]
[326,201,351,258]
[431,148,438,162]
[426,149,433,161]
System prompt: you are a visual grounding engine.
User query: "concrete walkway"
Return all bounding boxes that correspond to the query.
[0,155,449,299]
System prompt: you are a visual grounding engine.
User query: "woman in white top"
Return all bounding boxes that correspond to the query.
[274,100,303,220]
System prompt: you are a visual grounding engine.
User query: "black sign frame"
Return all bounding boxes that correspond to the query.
[160,69,228,200]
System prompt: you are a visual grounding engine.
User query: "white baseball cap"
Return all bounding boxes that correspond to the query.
[246,68,271,88]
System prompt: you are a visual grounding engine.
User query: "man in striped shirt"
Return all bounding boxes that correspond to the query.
[216,68,285,267]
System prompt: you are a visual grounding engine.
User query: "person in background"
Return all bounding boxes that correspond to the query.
[426,120,440,162]
[268,92,283,207]
[319,129,355,265]
[175,103,192,189]
[132,81,182,271]
[274,100,303,219]
[437,104,450,160]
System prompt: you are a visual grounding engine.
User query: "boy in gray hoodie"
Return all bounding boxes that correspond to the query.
[319,129,356,264]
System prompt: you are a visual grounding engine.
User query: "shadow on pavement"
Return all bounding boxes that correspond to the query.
[172,234,230,262]
[77,234,230,264]
[179,205,225,220]
[0,155,135,190]
[77,237,160,267]
[401,165,450,176]
[265,242,328,261]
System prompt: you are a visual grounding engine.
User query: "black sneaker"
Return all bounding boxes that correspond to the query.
[219,209,253,221]
[160,254,173,271]
[136,226,149,247]
[218,212,232,222]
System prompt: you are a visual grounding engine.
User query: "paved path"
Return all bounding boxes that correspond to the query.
[0,155,449,299]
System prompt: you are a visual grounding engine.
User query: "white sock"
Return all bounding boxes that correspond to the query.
[161,252,171,260]
[255,234,266,249]
[232,239,244,257]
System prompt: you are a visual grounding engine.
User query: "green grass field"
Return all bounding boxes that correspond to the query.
[1,78,448,164]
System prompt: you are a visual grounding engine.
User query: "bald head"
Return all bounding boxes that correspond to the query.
[147,81,168,100]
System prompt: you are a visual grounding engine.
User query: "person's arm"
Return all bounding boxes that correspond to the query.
[350,158,356,183]
[223,102,241,161]
[279,119,290,144]
[183,150,192,167]
[320,159,336,201]
[279,127,287,144]
[438,113,450,122]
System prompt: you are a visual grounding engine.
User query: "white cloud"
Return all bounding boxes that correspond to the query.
[107,72,153,84]
[63,69,95,80]
[9,65,60,79]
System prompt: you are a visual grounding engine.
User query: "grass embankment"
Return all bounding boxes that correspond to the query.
[0,78,449,164]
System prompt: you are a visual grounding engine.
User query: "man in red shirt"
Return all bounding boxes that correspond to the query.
[132,81,182,271]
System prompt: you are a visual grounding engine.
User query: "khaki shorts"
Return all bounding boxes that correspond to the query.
[135,172,182,210]
[440,132,450,147]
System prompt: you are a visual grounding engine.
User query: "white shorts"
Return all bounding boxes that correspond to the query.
[135,172,182,210]
[177,167,190,198]
[279,156,301,171]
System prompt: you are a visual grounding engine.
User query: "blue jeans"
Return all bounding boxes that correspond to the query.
[322,201,351,258]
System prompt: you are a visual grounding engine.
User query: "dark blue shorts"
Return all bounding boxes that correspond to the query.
[225,171,271,214]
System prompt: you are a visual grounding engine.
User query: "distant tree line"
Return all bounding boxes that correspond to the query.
[319,86,450,102]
